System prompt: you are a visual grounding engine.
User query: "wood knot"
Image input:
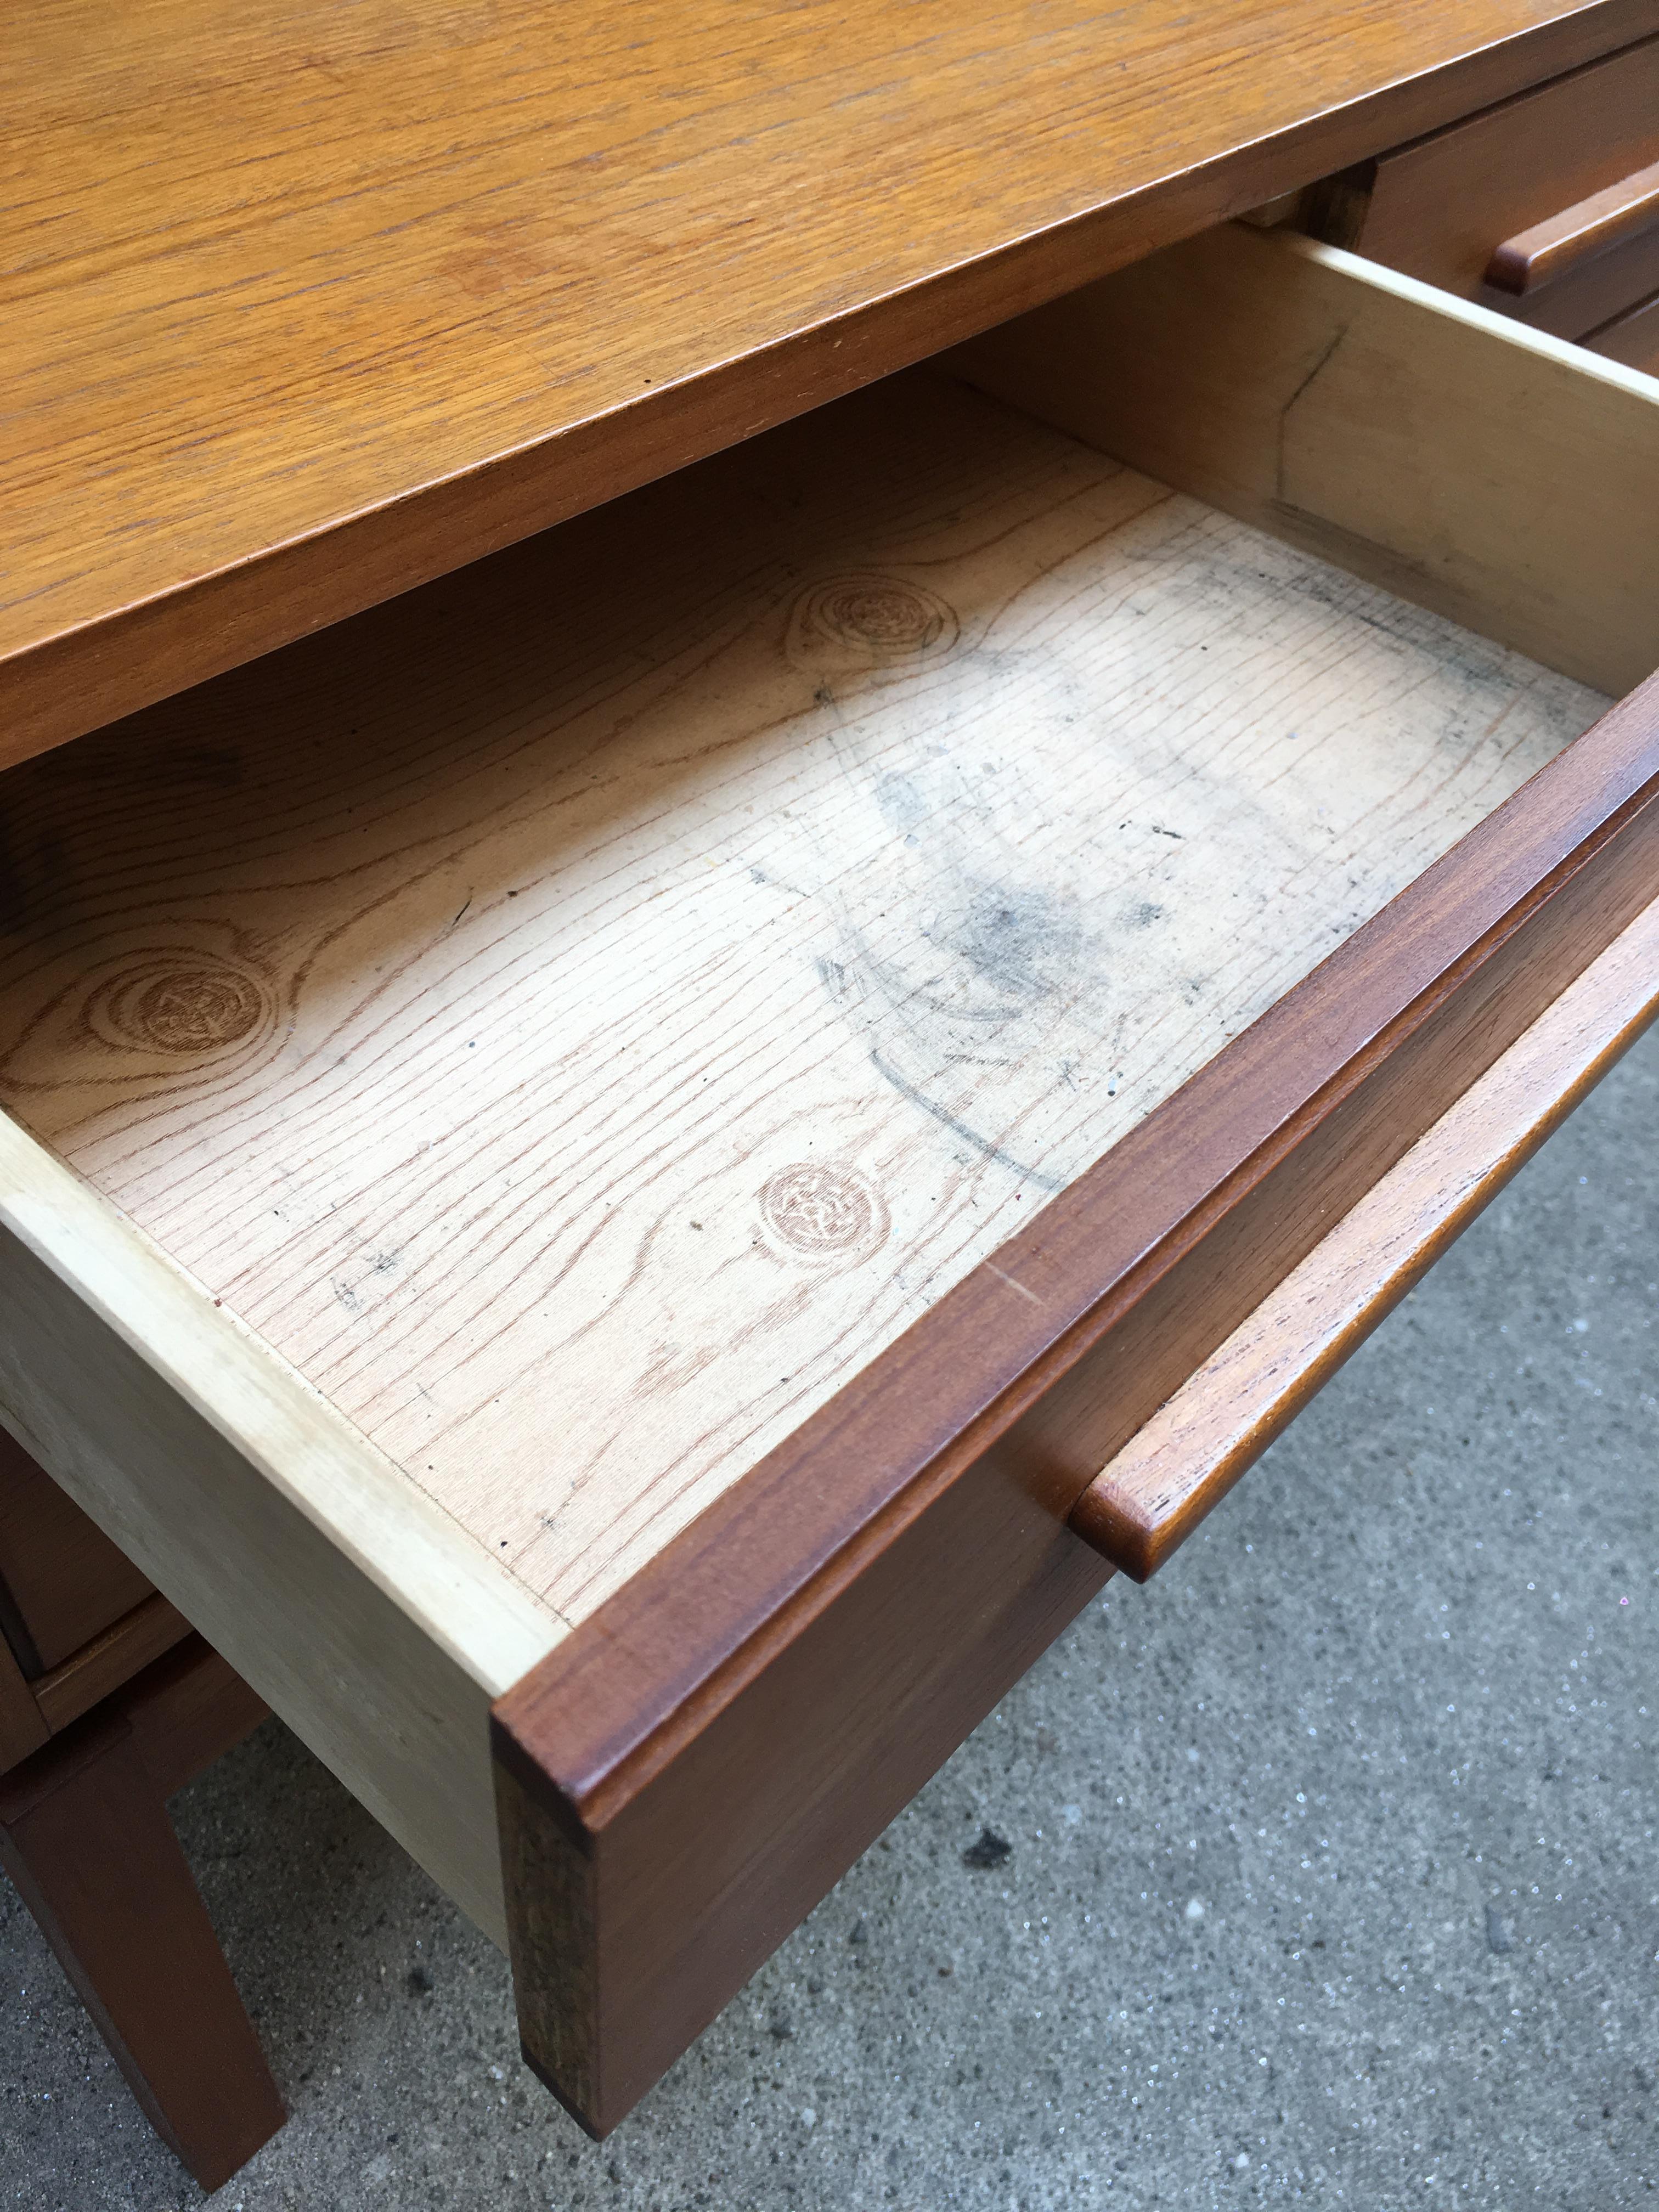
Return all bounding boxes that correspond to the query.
[787,574,960,672]
[88,956,270,1057]
[759,1163,889,1264]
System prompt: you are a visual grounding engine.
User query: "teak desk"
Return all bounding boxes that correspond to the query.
[4,0,1658,2170]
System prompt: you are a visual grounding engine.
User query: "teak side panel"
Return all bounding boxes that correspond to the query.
[0,1118,558,1941]
[6,0,1657,760]
[948,225,1659,699]
[494,667,1659,2132]
[1071,892,1659,1573]
[124,1634,272,1804]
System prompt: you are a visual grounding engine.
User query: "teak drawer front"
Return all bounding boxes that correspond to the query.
[0,1427,153,1679]
[0,228,1655,2135]
[1340,32,1659,335]
[1587,286,1659,368]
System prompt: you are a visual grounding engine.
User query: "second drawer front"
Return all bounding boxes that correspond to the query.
[0,1426,154,1677]
[1585,289,1659,373]
[1347,35,1659,338]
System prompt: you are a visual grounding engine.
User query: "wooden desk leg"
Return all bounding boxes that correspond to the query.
[0,1699,285,2191]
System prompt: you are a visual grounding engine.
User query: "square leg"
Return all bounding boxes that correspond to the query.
[0,1643,285,2190]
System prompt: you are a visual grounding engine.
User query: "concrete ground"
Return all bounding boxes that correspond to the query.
[4,1028,1655,2212]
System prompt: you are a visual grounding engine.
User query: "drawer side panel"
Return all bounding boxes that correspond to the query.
[0,1121,560,1940]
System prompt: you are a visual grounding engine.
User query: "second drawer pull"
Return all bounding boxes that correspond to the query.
[1486,156,1659,295]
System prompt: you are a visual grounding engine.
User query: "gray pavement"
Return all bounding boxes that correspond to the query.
[4,1028,1656,2211]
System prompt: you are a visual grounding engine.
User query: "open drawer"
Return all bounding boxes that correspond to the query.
[0,226,1655,2135]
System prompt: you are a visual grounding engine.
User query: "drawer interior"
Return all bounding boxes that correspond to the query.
[0,230,1630,1633]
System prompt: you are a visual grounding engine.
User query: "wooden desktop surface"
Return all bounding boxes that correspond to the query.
[7,0,1655,763]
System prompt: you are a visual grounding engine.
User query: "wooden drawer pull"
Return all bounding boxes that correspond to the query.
[1486,157,1659,296]
[1068,893,1659,1581]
